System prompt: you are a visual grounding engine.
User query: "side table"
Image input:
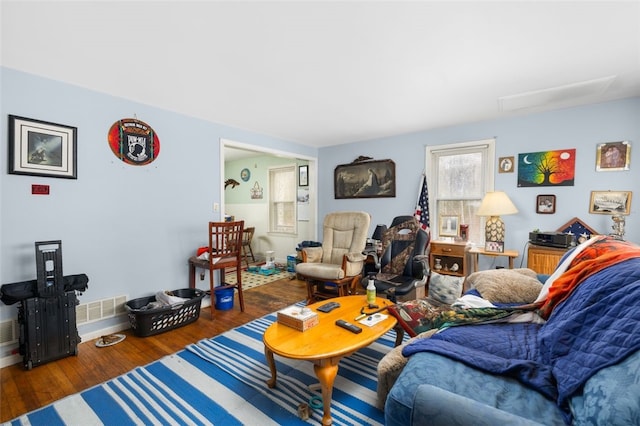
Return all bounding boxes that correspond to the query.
[469,247,519,273]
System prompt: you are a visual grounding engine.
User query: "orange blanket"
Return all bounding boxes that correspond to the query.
[537,237,640,319]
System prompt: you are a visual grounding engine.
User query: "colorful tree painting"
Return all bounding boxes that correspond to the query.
[517,149,576,187]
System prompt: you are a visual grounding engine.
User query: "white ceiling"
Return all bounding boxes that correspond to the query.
[2,1,640,148]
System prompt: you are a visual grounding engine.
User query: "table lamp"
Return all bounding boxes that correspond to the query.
[371,224,387,242]
[477,191,518,243]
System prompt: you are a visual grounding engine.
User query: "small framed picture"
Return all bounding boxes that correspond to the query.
[439,215,459,237]
[8,115,78,179]
[485,241,504,253]
[589,190,632,215]
[596,141,630,171]
[498,156,514,173]
[298,165,308,186]
[536,194,556,214]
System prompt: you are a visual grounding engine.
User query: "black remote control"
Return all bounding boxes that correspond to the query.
[336,319,362,334]
[317,302,340,313]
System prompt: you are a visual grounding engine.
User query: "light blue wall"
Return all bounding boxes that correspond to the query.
[0,68,317,332]
[318,97,640,268]
[1,66,638,335]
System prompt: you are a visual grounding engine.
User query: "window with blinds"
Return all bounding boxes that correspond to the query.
[427,139,495,243]
[268,165,297,234]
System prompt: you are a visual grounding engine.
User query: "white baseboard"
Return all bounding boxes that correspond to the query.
[0,320,131,369]
[0,297,212,369]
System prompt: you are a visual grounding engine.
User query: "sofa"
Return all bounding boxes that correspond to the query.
[382,236,640,425]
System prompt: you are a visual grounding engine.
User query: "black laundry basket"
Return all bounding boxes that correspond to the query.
[126,288,205,337]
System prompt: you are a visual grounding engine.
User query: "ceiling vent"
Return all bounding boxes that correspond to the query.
[498,75,617,112]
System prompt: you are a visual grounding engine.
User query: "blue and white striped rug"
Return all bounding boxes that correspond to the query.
[5,309,401,425]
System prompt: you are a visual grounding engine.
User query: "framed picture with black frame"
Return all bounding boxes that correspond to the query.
[298,165,308,186]
[334,159,395,199]
[536,194,556,214]
[8,115,78,179]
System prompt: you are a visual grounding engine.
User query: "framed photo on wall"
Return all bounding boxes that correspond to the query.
[589,190,632,215]
[498,156,514,173]
[8,115,78,179]
[536,194,556,214]
[596,141,630,171]
[298,165,309,186]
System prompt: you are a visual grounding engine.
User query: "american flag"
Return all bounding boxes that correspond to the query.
[414,174,430,232]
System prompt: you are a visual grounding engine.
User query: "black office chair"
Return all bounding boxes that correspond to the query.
[361,216,430,302]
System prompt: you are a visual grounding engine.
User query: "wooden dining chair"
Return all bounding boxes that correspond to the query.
[241,226,256,268]
[208,220,245,317]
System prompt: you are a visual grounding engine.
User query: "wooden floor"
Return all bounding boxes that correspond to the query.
[0,277,308,422]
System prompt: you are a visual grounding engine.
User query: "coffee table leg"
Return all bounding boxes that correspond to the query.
[264,346,277,388]
[314,359,340,426]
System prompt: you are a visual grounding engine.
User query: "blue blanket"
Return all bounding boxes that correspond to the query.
[403,256,640,423]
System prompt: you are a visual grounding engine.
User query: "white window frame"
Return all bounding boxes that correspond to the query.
[268,164,297,234]
[426,138,495,243]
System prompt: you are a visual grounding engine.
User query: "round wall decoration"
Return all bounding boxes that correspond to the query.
[107,118,160,166]
[240,168,251,182]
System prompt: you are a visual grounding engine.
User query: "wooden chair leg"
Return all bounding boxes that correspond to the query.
[248,244,255,262]
[241,246,250,269]
[393,325,405,347]
[348,276,360,295]
[208,266,216,319]
[236,266,245,311]
[306,279,317,305]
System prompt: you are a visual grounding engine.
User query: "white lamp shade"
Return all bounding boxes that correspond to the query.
[477,191,518,242]
[477,191,518,216]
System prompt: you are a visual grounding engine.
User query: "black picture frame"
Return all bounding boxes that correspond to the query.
[298,165,308,186]
[536,194,556,214]
[334,159,396,199]
[8,115,77,179]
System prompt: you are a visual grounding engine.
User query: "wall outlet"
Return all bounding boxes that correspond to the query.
[213,202,219,212]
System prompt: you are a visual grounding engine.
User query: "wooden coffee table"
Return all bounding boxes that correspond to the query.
[263,295,397,425]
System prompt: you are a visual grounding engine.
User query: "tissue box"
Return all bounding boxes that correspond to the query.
[277,305,319,331]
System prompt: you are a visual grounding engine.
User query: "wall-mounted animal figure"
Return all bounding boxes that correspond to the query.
[225,178,240,189]
[352,155,373,163]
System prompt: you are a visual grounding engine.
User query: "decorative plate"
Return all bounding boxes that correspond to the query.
[95,334,126,347]
[240,168,251,182]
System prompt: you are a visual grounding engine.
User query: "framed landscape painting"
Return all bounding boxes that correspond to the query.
[334,159,395,199]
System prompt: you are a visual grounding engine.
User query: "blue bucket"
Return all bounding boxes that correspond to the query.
[287,254,298,272]
[214,286,234,310]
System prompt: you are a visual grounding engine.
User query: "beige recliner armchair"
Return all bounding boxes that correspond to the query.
[296,211,371,304]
